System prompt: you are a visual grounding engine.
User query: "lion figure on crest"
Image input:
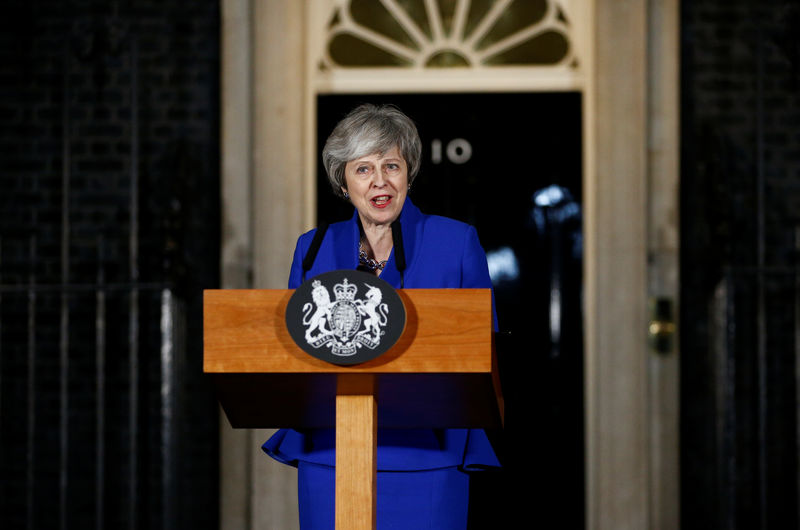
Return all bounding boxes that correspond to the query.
[302,280,333,342]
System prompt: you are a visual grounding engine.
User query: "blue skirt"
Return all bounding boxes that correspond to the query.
[263,428,500,529]
[298,461,469,529]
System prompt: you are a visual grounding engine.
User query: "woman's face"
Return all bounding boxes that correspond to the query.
[342,146,408,229]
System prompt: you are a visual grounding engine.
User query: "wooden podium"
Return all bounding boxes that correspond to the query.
[204,288,503,530]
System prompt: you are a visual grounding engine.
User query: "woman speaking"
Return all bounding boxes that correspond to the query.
[263,103,499,529]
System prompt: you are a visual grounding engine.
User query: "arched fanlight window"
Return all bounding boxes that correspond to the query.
[321,0,575,70]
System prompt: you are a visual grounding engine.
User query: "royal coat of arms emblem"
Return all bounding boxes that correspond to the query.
[285,270,406,365]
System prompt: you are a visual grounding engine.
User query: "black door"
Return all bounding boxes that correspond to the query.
[318,92,584,528]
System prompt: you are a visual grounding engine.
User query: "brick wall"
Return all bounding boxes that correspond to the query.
[681,1,800,528]
[0,1,220,528]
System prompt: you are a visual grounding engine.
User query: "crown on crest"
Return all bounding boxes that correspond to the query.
[333,278,357,301]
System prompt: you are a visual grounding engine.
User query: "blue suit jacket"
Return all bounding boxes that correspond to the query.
[264,198,500,471]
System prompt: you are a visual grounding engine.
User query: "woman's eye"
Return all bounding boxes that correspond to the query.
[356,166,370,174]
[385,163,398,171]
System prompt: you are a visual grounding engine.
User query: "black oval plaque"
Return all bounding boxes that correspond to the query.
[285,270,406,366]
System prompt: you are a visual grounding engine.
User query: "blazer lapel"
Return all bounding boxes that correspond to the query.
[378,249,401,288]
[377,198,421,288]
[330,209,360,271]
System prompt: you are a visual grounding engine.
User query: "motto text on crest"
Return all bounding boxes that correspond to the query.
[301,277,389,356]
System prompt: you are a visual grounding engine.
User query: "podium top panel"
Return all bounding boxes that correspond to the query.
[204,288,494,374]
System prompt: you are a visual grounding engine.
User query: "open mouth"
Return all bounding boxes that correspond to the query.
[371,195,391,208]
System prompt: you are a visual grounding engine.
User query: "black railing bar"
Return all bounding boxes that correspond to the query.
[26,234,36,530]
[60,39,72,530]
[712,276,728,528]
[755,21,768,529]
[129,286,139,528]
[795,225,800,527]
[0,237,3,457]
[161,288,176,530]
[0,282,170,293]
[96,236,106,530]
[129,36,140,530]
[723,272,738,530]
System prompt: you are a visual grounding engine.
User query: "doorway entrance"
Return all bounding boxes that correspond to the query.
[317,92,584,527]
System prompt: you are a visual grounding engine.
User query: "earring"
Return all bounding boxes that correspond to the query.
[407,184,412,192]
[343,191,350,199]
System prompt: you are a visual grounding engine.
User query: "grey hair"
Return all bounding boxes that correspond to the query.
[322,104,422,199]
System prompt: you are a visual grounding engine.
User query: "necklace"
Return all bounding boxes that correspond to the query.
[358,240,388,271]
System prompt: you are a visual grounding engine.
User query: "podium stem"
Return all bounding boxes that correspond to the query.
[336,376,377,530]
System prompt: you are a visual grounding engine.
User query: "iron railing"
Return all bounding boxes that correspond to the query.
[0,256,185,529]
